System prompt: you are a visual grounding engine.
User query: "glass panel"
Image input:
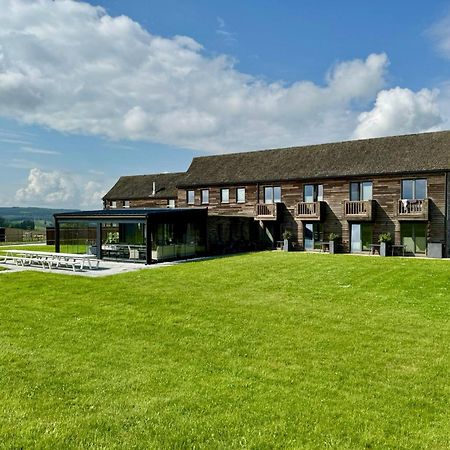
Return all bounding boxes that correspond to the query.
[317,184,324,201]
[304,185,314,202]
[264,187,273,204]
[187,190,195,204]
[361,182,373,201]
[304,223,314,250]
[201,189,209,204]
[350,182,360,201]
[361,223,373,251]
[402,180,414,200]
[414,179,427,200]
[274,186,282,203]
[221,188,229,203]
[237,188,245,203]
[414,223,427,253]
[351,224,361,252]
[401,223,414,253]
[313,224,323,249]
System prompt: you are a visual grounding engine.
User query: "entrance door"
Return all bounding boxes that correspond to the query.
[304,223,322,250]
[351,224,361,252]
[304,223,314,250]
[351,223,373,252]
[401,223,426,254]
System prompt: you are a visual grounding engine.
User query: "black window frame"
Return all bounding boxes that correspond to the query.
[236,187,246,204]
[263,185,282,204]
[401,178,427,200]
[187,190,195,205]
[201,189,210,205]
[349,181,373,201]
[220,188,230,204]
[303,184,324,202]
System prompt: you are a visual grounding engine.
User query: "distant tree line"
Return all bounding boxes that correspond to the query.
[0,217,35,230]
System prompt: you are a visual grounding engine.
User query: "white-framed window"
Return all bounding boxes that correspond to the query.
[187,190,195,205]
[220,188,230,203]
[236,187,246,203]
[201,189,209,204]
[167,199,175,208]
[111,200,117,208]
[124,200,130,208]
[263,186,281,204]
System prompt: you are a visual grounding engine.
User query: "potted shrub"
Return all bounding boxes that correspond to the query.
[328,233,340,254]
[282,230,293,251]
[378,232,392,257]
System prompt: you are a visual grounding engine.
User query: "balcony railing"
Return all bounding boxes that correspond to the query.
[397,199,429,221]
[254,203,279,221]
[295,201,324,221]
[343,200,374,221]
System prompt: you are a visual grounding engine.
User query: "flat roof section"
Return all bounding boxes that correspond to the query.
[54,208,208,222]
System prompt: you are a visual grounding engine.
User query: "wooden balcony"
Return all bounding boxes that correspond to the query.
[343,200,374,221]
[397,199,429,221]
[294,201,324,221]
[254,203,279,221]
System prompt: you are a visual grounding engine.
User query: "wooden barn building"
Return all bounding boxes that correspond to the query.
[55,130,450,262]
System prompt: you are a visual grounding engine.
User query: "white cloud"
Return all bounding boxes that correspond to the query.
[0,0,393,152]
[21,146,61,155]
[216,17,237,45]
[15,168,108,209]
[428,12,450,59]
[353,87,443,139]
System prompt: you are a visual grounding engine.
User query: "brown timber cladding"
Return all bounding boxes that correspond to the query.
[178,172,446,251]
[105,198,174,209]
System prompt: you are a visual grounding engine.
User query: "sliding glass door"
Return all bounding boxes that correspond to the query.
[350,223,372,252]
[304,223,322,250]
[401,223,426,254]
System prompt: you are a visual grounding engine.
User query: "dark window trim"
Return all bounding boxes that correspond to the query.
[187,190,195,205]
[201,189,210,205]
[220,188,230,204]
[401,178,427,200]
[236,187,246,203]
[349,180,373,201]
[303,184,324,202]
[263,185,282,204]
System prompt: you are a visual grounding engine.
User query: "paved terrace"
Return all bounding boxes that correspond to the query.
[0,258,195,277]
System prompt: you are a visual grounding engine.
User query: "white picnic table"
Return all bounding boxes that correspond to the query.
[0,250,100,272]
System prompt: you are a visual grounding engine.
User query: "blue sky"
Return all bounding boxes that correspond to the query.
[1,0,450,208]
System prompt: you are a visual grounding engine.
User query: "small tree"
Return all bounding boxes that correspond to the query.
[378,232,392,243]
[328,232,339,242]
[282,230,293,241]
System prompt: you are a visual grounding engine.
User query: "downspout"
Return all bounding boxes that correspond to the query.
[446,172,449,257]
[146,216,152,265]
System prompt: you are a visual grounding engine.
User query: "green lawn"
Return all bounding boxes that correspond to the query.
[0,244,55,253]
[0,252,449,449]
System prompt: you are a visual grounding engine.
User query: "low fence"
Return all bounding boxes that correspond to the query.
[0,227,46,244]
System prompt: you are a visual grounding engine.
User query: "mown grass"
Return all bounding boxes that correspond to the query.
[0,244,55,253]
[0,252,449,449]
